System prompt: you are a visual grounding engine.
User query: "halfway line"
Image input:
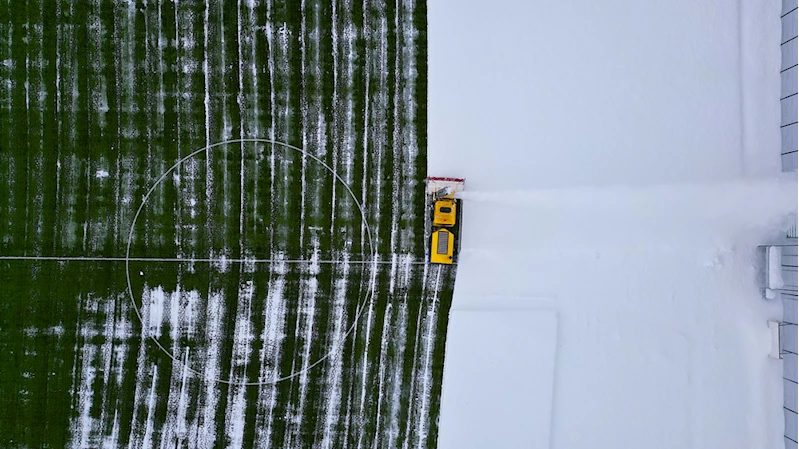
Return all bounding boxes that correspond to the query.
[0,255,436,265]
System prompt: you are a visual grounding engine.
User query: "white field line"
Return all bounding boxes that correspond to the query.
[0,255,433,264]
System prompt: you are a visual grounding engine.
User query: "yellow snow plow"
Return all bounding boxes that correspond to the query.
[427,177,464,265]
[433,198,457,227]
[430,228,455,264]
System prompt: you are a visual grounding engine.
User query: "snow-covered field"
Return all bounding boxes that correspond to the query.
[430,1,797,448]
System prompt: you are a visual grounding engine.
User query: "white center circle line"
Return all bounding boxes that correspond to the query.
[125,138,376,387]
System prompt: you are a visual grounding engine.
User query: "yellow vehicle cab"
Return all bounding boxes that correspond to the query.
[433,199,457,227]
[430,228,454,264]
[427,176,464,265]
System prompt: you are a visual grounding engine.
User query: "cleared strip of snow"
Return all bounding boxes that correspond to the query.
[397,0,419,254]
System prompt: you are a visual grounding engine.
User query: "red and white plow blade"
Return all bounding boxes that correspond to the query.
[426,177,465,196]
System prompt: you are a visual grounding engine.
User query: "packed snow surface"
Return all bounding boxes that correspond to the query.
[437,309,557,449]
[430,0,795,448]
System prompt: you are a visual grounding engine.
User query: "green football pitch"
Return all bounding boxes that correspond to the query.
[0,1,456,447]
